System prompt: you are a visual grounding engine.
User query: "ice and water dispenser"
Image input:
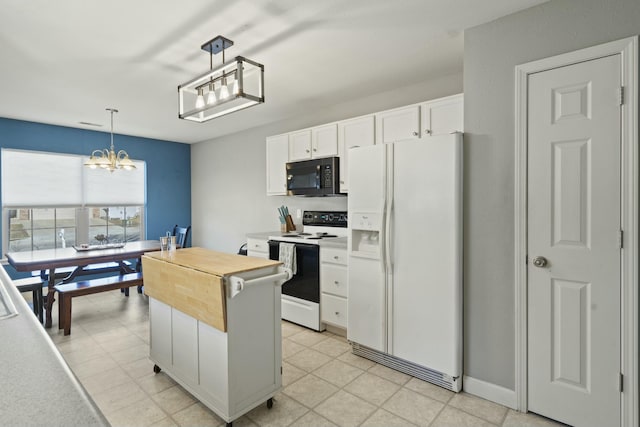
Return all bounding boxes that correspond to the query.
[349,212,382,259]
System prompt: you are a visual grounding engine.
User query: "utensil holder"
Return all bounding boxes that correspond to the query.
[285,215,296,232]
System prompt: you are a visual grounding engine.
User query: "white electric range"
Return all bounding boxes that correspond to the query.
[267,211,347,331]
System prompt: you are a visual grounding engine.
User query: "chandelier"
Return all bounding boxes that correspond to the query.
[84,108,136,172]
[178,35,264,123]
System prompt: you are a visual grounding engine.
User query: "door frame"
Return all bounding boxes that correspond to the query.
[514,36,638,426]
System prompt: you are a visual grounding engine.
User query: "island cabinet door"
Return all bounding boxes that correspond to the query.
[149,298,172,369]
[171,308,199,386]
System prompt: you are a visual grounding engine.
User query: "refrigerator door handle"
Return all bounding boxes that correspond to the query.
[385,145,394,274]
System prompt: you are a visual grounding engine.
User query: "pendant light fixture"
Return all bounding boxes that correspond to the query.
[84,108,136,172]
[178,35,264,123]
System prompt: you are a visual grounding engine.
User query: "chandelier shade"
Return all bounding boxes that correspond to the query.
[84,108,136,173]
[178,36,264,123]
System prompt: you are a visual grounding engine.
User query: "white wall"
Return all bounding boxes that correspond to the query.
[192,73,462,254]
[463,0,640,390]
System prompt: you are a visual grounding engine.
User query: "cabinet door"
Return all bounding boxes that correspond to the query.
[311,124,338,158]
[288,129,312,161]
[150,298,172,369]
[171,308,199,386]
[421,94,463,137]
[337,115,375,193]
[266,134,289,195]
[375,105,420,144]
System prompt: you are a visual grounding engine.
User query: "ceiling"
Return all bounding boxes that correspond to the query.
[0,0,547,144]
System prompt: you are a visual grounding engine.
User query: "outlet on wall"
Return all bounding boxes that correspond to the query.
[296,209,302,219]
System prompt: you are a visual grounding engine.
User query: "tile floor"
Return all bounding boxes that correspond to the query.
[39,290,566,427]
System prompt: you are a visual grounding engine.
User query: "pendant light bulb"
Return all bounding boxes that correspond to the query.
[206,82,217,105]
[232,77,239,95]
[219,76,230,100]
[195,87,205,108]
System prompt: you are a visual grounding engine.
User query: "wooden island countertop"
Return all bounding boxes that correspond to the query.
[143,247,281,277]
[141,247,282,333]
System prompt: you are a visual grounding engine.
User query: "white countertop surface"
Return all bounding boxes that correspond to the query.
[246,232,347,249]
[0,268,108,426]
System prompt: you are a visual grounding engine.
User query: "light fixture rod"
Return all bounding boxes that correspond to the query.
[106,108,118,151]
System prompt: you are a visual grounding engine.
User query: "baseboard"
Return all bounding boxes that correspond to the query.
[462,375,517,409]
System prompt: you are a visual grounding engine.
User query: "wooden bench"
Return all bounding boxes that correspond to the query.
[12,277,44,323]
[55,272,144,335]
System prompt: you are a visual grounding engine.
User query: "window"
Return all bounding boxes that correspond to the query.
[7,206,143,252]
[1,149,146,254]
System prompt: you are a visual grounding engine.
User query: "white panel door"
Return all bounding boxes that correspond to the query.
[528,54,621,427]
[390,135,462,376]
[289,129,312,161]
[266,134,289,195]
[421,94,463,137]
[337,115,375,193]
[311,123,338,158]
[375,105,420,144]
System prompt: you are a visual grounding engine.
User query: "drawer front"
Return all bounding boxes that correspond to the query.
[321,293,347,328]
[321,247,347,265]
[321,264,347,297]
[247,238,269,253]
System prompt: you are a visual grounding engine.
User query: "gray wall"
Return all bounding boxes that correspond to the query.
[192,72,462,254]
[464,0,640,389]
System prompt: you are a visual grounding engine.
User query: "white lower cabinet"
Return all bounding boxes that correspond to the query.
[247,237,269,259]
[320,246,348,329]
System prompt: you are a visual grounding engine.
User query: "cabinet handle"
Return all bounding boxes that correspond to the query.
[313,148,317,152]
[305,149,310,153]
[412,131,418,136]
[333,256,339,260]
[340,180,345,184]
[335,311,340,316]
[425,129,432,135]
[334,281,339,285]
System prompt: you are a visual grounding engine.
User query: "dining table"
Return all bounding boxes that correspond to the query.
[6,240,161,328]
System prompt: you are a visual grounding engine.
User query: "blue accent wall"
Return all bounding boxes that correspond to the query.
[0,117,191,266]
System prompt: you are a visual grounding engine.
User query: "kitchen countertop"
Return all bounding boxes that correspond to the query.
[0,268,109,426]
[246,232,347,249]
[144,247,282,276]
[318,236,347,249]
[246,231,279,240]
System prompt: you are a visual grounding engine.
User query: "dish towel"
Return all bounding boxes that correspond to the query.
[279,243,297,275]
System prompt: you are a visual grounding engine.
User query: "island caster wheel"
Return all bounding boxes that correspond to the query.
[153,364,161,374]
[267,398,273,409]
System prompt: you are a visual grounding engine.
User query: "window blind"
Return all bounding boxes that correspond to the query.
[1,148,146,207]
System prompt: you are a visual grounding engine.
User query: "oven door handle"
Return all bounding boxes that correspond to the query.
[227,267,292,298]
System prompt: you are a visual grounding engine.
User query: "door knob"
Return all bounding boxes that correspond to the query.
[532,256,548,268]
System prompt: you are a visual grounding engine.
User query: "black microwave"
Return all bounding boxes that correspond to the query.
[286,157,343,196]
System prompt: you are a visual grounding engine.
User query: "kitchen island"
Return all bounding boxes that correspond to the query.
[141,248,289,427]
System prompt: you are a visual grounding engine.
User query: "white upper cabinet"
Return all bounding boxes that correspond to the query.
[266,134,289,196]
[311,124,338,158]
[375,105,420,144]
[288,129,312,161]
[421,94,464,136]
[338,115,375,193]
[267,93,463,196]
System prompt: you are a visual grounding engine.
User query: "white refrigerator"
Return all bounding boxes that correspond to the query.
[347,133,462,392]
